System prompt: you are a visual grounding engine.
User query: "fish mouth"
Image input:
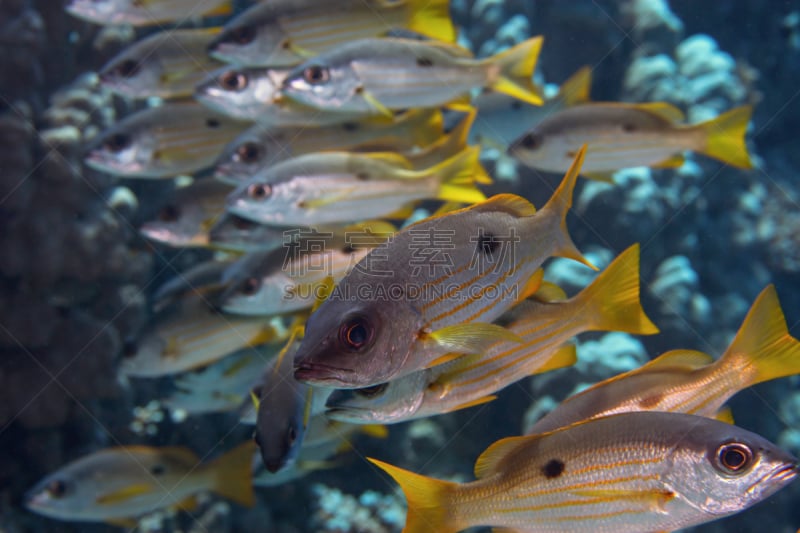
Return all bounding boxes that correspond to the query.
[293,361,354,385]
[767,463,798,484]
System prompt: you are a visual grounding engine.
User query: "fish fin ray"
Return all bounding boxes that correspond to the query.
[361,91,395,118]
[515,269,545,304]
[532,280,567,302]
[489,37,544,105]
[405,0,456,43]
[426,322,524,353]
[474,193,536,217]
[582,171,616,183]
[653,153,686,168]
[207,441,256,507]
[535,343,577,374]
[360,424,389,439]
[558,66,592,106]
[474,435,532,478]
[698,105,753,169]
[714,406,735,424]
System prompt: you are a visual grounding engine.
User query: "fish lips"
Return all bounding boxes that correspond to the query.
[293,360,355,387]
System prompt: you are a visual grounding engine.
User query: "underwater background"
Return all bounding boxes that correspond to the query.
[1,0,799,531]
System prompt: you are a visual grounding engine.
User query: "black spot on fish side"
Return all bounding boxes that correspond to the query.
[622,122,637,133]
[511,101,523,110]
[416,57,434,67]
[355,172,370,181]
[342,122,359,132]
[542,459,565,479]
[150,464,166,476]
[520,132,541,150]
[476,231,499,256]
[206,118,221,129]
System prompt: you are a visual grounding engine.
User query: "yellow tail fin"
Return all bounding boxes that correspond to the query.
[574,243,660,335]
[407,0,456,43]
[400,109,445,148]
[488,37,544,106]
[719,284,800,386]
[368,458,461,533]
[539,145,595,269]
[698,105,753,169]
[206,441,256,507]
[558,66,593,106]
[433,147,490,204]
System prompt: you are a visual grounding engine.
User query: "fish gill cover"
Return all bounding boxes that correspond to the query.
[0,0,799,532]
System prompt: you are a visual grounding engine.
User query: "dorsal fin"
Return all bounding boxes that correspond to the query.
[474,435,533,478]
[636,102,685,123]
[635,349,713,372]
[532,280,567,302]
[472,194,536,217]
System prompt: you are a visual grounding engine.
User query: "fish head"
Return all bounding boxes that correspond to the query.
[507,127,552,167]
[325,373,426,424]
[222,270,294,316]
[214,131,278,184]
[195,67,284,119]
[85,124,155,176]
[281,59,364,113]
[254,388,307,474]
[209,15,289,67]
[294,296,424,388]
[208,214,282,252]
[140,202,208,247]
[25,469,87,520]
[226,177,287,225]
[664,421,798,516]
[99,51,156,99]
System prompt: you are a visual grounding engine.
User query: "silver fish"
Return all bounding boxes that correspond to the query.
[195,66,290,120]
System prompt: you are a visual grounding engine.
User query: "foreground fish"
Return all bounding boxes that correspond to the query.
[140,179,232,248]
[293,148,592,388]
[326,244,658,423]
[213,109,443,182]
[528,284,800,434]
[66,0,232,26]
[120,294,284,377]
[508,103,753,174]
[227,148,489,226]
[85,103,247,179]
[100,28,224,99]
[26,441,254,524]
[371,412,798,533]
[281,37,543,117]
[208,0,455,67]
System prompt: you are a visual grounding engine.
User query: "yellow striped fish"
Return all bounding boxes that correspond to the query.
[213,109,443,183]
[195,65,291,119]
[66,0,232,26]
[85,103,248,179]
[370,412,798,533]
[508,103,753,174]
[99,28,224,99]
[281,37,543,116]
[325,244,658,423]
[528,284,800,434]
[293,148,593,388]
[120,293,285,378]
[208,0,454,67]
[140,178,232,248]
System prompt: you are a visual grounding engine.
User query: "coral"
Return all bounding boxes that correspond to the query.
[309,484,404,533]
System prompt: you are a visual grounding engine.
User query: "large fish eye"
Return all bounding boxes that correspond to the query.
[117,59,141,78]
[220,71,249,92]
[236,142,262,163]
[230,25,256,45]
[520,132,542,150]
[247,182,272,200]
[240,277,261,296]
[303,65,330,85]
[46,479,69,498]
[338,316,373,351]
[354,382,388,398]
[715,443,754,475]
[104,133,131,153]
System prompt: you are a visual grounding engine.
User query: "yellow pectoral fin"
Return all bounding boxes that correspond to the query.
[535,343,577,374]
[653,153,686,168]
[532,280,567,302]
[714,406,735,425]
[96,483,154,506]
[424,351,467,369]
[426,322,524,354]
[359,424,389,439]
[360,91,395,118]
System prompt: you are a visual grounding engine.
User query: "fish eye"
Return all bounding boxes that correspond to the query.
[150,464,166,476]
[354,382,388,398]
[240,277,261,296]
[247,183,272,200]
[338,316,373,351]
[116,59,141,78]
[236,142,262,163]
[715,443,754,475]
[220,71,249,92]
[104,133,131,153]
[287,426,297,444]
[303,65,330,85]
[157,204,180,222]
[230,25,256,45]
[520,133,542,150]
[46,479,69,498]
[122,339,138,358]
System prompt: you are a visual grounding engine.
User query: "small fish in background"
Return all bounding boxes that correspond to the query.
[66,0,233,26]
[208,0,455,67]
[326,244,658,424]
[370,412,798,533]
[195,66,291,119]
[99,28,225,100]
[293,148,593,389]
[508,102,753,175]
[471,66,593,150]
[25,441,255,524]
[85,102,248,179]
[527,284,800,434]
[140,178,233,248]
[150,256,238,313]
[212,108,444,183]
[280,36,544,117]
[226,148,489,227]
[119,292,285,378]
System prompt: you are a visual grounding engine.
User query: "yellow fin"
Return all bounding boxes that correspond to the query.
[426,322,524,354]
[720,284,800,386]
[361,90,395,118]
[287,40,317,59]
[96,483,154,505]
[583,171,616,183]
[697,105,753,169]
[444,95,475,113]
[558,66,592,106]
[488,37,544,105]
[385,203,417,220]
[367,458,459,533]
[532,280,567,302]
[425,351,467,369]
[431,146,492,185]
[535,343,577,374]
[574,243,659,334]
[246,324,278,348]
[637,102,686,123]
[443,394,497,413]
[362,151,414,170]
[653,153,686,168]
[206,441,256,507]
[204,1,233,18]
[223,354,257,378]
[343,220,397,236]
[474,435,531,478]
[475,193,536,217]
[514,269,545,305]
[438,184,486,204]
[405,0,456,43]
[402,109,445,147]
[715,406,735,424]
[303,386,314,428]
[360,424,389,439]
[176,495,198,512]
[249,389,261,411]
[312,276,335,313]
[636,349,713,372]
[540,145,596,270]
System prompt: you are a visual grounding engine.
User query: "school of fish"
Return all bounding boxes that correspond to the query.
[24,1,796,531]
